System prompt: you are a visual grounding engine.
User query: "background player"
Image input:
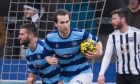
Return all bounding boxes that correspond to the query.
[98,8,140,84]
[18,23,62,84]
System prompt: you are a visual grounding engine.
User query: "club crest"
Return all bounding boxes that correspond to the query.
[128,37,134,42]
[72,41,77,46]
[37,54,41,59]
[55,44,59,48]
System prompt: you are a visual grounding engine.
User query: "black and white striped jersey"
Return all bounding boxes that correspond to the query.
[99,26,140,75]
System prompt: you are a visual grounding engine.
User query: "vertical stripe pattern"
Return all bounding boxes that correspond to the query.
[110,27,140,75]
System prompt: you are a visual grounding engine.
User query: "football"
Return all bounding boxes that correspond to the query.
[80,39,97,54]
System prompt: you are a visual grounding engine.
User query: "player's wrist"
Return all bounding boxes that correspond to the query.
[27,77,36,83]
[99,72,105,76]
[45,56,51,62]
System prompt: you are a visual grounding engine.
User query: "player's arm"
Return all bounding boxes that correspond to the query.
[45,54,58,66]
[98,35,114,84]
[96,41,103,57]
[26,59,38,84]
[27,72,37,84]
[26,66,37,84]
[43,39,58,66]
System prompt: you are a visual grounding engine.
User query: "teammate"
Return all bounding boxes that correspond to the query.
[18,23,62,84]
[44,9,103,84]
[98,8,140,84]
[17,1,45,59]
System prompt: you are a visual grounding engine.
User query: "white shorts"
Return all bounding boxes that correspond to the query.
[69,73,93,84]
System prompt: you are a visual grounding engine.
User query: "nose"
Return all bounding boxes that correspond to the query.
[64,21,69,28]
[64,23,67,27]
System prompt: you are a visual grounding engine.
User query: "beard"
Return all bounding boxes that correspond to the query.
[20,37,30,46]
[113,21,122,30]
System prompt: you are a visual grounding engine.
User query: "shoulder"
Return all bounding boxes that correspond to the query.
[46,30,58,38]
[109,30,119,36]
[129,26,140,36]
[71,28,90,35]
[45,30,58,43]
[71,28,84,32]
[71,28,90,38]
[38,40,45,46]
[107,30,120,40]
[129,26,140,32]
[25,48,31,56]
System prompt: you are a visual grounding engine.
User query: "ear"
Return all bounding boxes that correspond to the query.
[29,33,33,39]
[121,17,126,23]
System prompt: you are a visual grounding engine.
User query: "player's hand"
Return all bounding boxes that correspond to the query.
[85,51,95,59]
[27,73,36,84]
[98,75,105,84]
[58,80,63,84]
[84,50,100,59]
[45,55,58,66]
[85,46,102,59]
[27,77,34,84]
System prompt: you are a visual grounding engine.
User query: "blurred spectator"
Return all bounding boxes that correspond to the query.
[127,0,140,29]
[0,16,7,58]
[0,17,7,47]
[23,1,46,38]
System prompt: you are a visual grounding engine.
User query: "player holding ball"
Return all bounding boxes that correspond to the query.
[44,9,103,84]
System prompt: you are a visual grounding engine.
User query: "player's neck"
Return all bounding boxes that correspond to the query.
[29,38,38,50]
[119,24,128,33]
[59,29,70,38]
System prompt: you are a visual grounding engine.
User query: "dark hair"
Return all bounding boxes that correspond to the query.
[129,0,140,3]
[111,8,128,23]
[20,23,38,37]
[23,0,41,12]
[53,9,70,22]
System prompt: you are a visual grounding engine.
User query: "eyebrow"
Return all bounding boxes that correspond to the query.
[60,20,70,23]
